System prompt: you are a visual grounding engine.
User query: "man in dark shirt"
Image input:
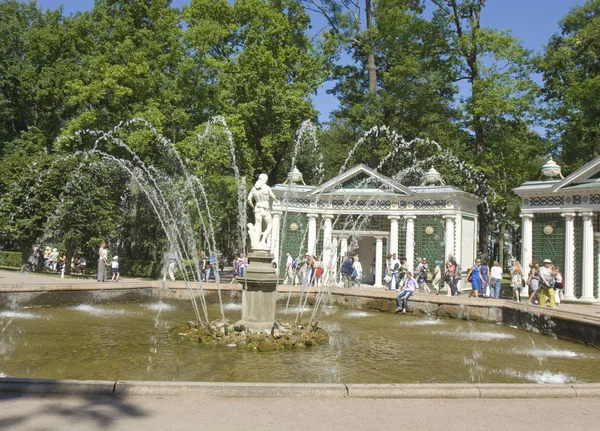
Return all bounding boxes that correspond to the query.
[341,254,354,288]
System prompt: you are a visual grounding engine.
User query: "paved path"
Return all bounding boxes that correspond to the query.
[0,393,599,431]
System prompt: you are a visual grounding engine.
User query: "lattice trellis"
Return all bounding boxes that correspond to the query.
[339,172,384,189]
[398,219,407,259]
[278,213,308,277]
[413,200,447,210]
[595,239,599,299]
[414,217,445,268]
[532,213,565,272]
[530,196,565,207]
[574,216,583,298]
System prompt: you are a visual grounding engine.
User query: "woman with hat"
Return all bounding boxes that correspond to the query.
[539,259,556,308]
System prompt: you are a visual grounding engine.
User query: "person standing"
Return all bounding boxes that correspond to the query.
[111,256,120,282]
[352,256,363,288]
[313,255,323,286]
[416,257,431,295]
[97,241,107,282]
[301,254,312,288]
[490,261,503,299]
[446,254,461,296]
[511,260,524,302]
[554,266,564,304]
[432,260,442,295]
[527,261,540,305]
[205,254,217,282]
[340,254,354,288]
[467,258,483,298]
[164,250,177,282]
[294,253,302,285]
[283,251,295,285]
[479,260,489,297]
[388,253,400,290]
[395,271,418,313]
[539,259,556,308]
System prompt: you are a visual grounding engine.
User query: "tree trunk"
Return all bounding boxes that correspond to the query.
[478,206,488,259]
[365,0,377,93]
[65,246,75,275]
[19,240,30,268]
[130,177,139,258]
[499,222,505,270]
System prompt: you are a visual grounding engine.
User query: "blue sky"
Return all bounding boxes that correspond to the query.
[35,0,587,122]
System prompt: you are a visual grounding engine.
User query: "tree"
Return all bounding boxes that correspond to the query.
[539,0,600,171]
[431,0,540,257]
[183,0,326,183]
[0,0,80,154]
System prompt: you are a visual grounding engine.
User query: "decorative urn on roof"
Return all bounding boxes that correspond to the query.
[423,167,445,185]
[285,167,306,185]
[540,158,564,179]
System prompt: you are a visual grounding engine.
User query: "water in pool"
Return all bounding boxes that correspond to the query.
[1,301,599,384]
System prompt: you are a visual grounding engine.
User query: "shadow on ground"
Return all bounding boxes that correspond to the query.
[0,392,147,428]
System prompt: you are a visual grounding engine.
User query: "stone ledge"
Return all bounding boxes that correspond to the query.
[345,384,480,398]
[0,378,115,395]
[3,380,599,399]
[477,384,576,398]
[114,381,348,397]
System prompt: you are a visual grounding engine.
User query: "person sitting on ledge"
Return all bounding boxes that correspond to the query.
[396,271,418,313]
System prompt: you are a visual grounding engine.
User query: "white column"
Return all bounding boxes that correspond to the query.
[562,212,576,300]
[322,215,334,282]
[307,213,318,256]
[442,215,455,264]
[405,216,416,273]
[388,216,399,255]
[270,211,282,263]
[339,237,348,262]
[454,213,462,265]
[374,236,384,288]
[581,212,595,301]
[520,213,534,297]
[330,236,339,283]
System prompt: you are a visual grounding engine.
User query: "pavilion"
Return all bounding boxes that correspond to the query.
[514,157,600,302]
[269,164,481,287]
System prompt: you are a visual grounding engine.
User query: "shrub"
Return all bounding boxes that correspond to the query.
[0,251,22,268]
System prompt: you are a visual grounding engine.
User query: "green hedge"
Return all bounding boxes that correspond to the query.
[118,259,163,279]
[0,251,21,268]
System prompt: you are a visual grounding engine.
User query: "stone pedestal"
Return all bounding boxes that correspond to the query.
[238,250,278,331]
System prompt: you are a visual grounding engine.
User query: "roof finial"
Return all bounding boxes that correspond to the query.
[540,158,564,180]
[423,166,445,185]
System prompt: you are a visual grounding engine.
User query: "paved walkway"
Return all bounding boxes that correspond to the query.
[0,393,599,430]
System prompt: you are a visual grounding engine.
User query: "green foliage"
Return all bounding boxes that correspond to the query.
[0,251,21,268]
[539,0,600,171]
[118,258,163,278]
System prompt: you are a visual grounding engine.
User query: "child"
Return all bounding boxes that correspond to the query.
[111,255,120,282]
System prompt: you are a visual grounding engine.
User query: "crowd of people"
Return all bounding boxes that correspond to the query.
[25,246,88,276]
[24,241,564,310]
[282,252,328,287]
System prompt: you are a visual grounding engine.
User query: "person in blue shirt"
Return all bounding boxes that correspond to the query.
[205,254,218,282]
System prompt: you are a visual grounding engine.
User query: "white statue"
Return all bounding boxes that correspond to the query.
[247,173,277,250]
